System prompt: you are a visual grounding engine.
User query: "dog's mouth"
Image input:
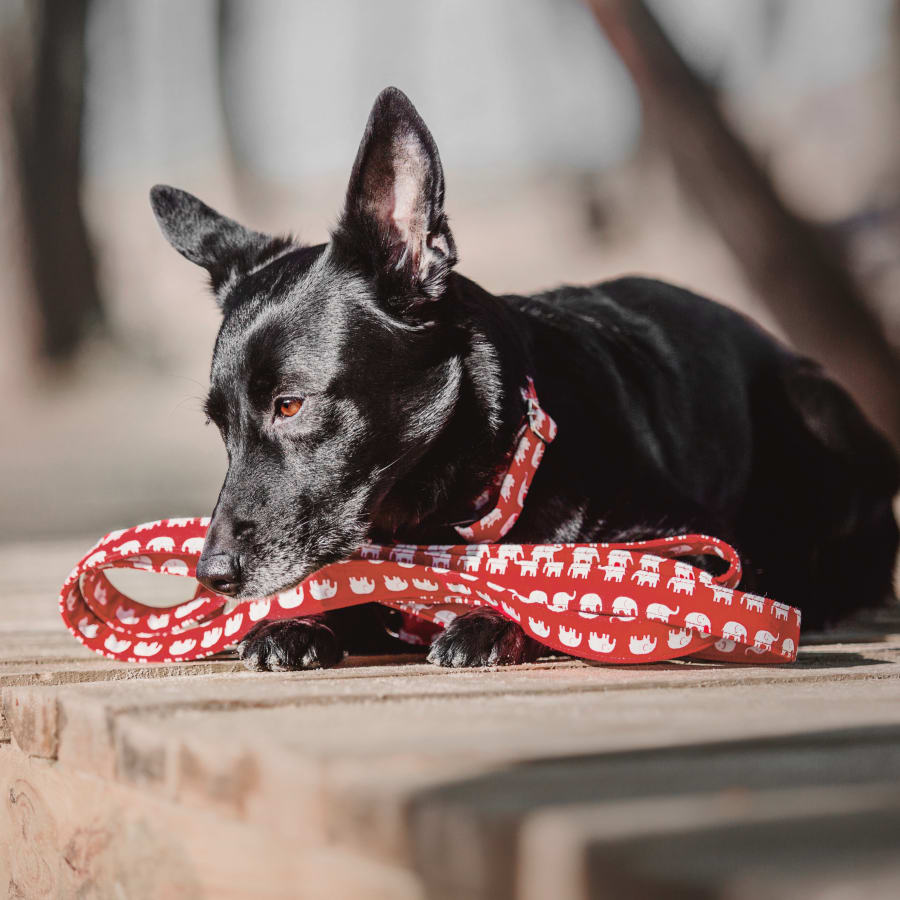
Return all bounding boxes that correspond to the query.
[229,538,366,601]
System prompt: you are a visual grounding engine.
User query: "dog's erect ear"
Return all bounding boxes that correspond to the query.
[336,87,457,304]
[150,185,290,303]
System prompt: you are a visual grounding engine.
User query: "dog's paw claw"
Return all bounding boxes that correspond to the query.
[426,607,540,668]
[237,617,343,671]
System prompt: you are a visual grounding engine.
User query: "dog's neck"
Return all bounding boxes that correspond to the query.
[371,274,531,542]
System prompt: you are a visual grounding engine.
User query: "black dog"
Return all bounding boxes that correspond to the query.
[150,87,898,670]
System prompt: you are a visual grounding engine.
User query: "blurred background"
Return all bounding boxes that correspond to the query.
[1,0,899,542]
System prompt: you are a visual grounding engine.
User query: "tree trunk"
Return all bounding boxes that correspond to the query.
[586,0,900,449]
[6,0,103,362]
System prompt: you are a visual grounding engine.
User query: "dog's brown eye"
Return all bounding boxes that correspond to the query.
[277,397,303,418]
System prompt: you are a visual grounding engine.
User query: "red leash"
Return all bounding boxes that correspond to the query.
[59,381,800,665]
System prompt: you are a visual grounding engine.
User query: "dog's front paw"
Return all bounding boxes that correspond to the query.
[238,617,343,671]
[426,607,541,667]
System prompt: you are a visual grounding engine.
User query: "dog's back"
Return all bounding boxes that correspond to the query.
[503,275,898,629]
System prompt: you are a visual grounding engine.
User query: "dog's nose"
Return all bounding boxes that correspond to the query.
[196,552,241,597]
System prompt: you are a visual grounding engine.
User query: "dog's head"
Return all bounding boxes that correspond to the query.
[151,88,476,598]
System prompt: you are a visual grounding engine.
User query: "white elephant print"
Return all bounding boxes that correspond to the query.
[579,593,602,616]
[753,629,779,651]
[711,586,734,604]
[349,577,376,594]
[412,578,439,592]
[181,536,205,554]
[147,613,170,630]
[628,635,657,655]
[77,617,99,639]
[667,543,694,555]
[500,600,521,622]
[169,639,197,656]
[632,569,659,587]
[573,547,600,565]
[309,579,338,599]
[84,550,107,568]
[588,632,617,653]
[528,617,550,638]
[722,621,747,642]
[135,520,162,532]
[781,638,796,658]
[277,586,304,608]
[486,557,509,574]
[667,628,692,650]
[667,576,695,595]
[646,603,680,624]
[476,590,499,606]
[517,481,529,507]
[498,514,518,537]
[104,635,131,653]
[742,593,765,613]
[390,545,416,563]
[607,549,633,567]
[548,591,575,612]
[498,544,524,561]
[201,627,223,648]
[531,544,562,562]
[543,560,563,576]
[175,597,206,619]
[612,596,638,616]
[224,613,244,636]
[514,436,531,464]
[481,509,503,528]
[558,625,583,648]
[249,599,271,621]
[517,559,539,576]
[114,540,141,556]
[771,601,790,621]
[382,576,408,592]
[567,561,592,578]
[684,612,712,635]
[147,536,175,552]
[134,641,163,657]
[425,544,454,569]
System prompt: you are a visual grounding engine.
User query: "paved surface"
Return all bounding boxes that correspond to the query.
[1,539,900,898]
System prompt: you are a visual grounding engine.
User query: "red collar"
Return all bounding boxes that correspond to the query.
[454,377,557,543]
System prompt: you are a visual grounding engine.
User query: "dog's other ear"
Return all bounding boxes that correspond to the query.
[150,185,290,304]
[336,87,457,305]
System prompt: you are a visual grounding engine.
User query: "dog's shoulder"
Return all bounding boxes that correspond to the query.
[505,275,784,371]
